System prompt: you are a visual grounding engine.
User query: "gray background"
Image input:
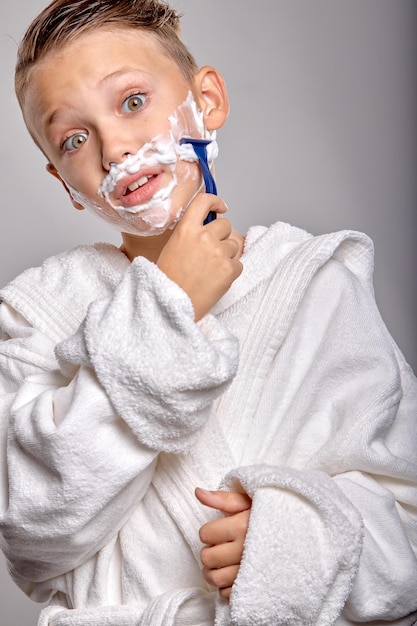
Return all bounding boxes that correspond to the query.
[0,1,416,624]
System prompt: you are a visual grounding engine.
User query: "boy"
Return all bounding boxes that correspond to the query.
[1,1,417,624]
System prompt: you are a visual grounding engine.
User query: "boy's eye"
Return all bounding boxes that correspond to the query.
[122,93,146,113]
[63,132,88,152]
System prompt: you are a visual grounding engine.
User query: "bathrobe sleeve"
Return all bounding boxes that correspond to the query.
[216,257,417,625]
[0,255,238,589]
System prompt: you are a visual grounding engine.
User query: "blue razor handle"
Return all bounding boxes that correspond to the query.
[179,137,217,224]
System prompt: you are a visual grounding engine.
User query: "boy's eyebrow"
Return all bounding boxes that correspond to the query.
[44,106,79,128]
[43,68,151,129]
[100,67,152,87]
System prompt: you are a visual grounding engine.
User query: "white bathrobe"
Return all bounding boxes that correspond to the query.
[0,221,416,626]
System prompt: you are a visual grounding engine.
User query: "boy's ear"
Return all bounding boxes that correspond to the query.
[46,163,85,211]
[193,66,229,131]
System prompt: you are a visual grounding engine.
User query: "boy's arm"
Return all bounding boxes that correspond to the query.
[0,197,241,588]
[157,192,243,321]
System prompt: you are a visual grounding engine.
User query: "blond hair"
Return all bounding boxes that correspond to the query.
[15,0,198,108]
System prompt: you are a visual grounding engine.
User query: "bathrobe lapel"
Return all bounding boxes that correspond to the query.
[215,226,374,461]
[152,227,373,560]
[152,413,235,562]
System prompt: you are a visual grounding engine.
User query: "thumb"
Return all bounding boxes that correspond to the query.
[195,487,251,515]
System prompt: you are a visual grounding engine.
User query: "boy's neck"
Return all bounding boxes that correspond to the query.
[120,229,173,263]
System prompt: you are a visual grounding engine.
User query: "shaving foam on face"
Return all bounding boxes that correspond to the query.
[65,92,218,236]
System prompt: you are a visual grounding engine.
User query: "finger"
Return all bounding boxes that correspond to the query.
[181,192,228,226]
[221,237,240,259]
[228,230,245,259]
[202,564,239,591]
[195,488,251,515]
[231,258,244,280]
[200,541,242,569]
[204,215,232,240]
[199,509,250,546]
[219,586,232,601]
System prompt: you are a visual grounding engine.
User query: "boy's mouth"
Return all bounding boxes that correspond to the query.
[115,170,163,208]
[124,174,157,195]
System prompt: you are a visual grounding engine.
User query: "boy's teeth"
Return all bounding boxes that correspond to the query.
[128,175,150,192]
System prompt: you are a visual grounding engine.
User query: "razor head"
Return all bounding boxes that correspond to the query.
[179,137,212,146]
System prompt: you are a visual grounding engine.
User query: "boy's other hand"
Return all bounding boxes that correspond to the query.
[195,487,252,600]
[157,193,243,321]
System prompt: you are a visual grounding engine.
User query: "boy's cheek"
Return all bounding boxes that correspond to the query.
[176,161,201,188]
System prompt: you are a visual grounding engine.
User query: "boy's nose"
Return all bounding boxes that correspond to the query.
[102,148,134,171]
[101,132,138,171]
[103,151,132,172]
[107,152,131,170]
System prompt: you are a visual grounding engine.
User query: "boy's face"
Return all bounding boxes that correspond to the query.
[23,29,221,236]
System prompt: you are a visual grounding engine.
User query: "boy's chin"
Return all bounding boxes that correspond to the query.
[86,200,185,238]
[120,221,177,239]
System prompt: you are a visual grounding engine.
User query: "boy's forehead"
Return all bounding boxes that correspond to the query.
[27,26,175,88]
[45,26,169,64]
[24,27,183,109]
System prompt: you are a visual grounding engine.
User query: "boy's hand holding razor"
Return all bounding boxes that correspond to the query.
[157,193,243,321]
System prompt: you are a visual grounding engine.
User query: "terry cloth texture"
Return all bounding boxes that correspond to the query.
[0,221,416,625]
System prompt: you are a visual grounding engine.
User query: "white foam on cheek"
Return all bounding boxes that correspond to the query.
[170,92,219,163]
[169,92,205,142]
[64,92,219,236]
